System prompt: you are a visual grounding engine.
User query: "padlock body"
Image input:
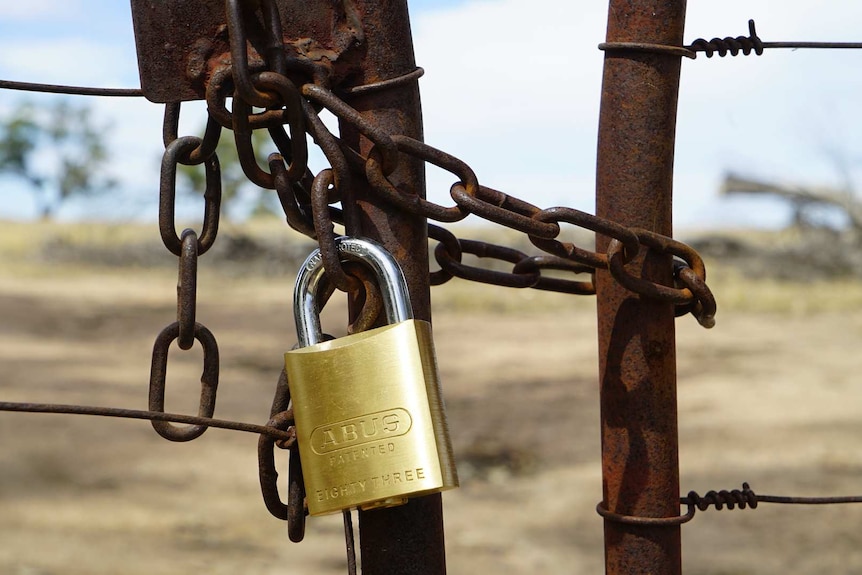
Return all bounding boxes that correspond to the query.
[285,319,458,516]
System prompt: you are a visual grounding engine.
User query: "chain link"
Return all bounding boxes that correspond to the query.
[158,135,222,256]
[259,369,312,543]
[177,229,199,350]
[365,136,472,223]
[148,322,220,442]
[231,72,307,188]
[286,85,715,320]
[162,102,222,165]
[225,0,281,109]
[151,103,225,443]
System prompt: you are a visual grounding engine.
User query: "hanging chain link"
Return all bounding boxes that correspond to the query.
[149,101,224,441]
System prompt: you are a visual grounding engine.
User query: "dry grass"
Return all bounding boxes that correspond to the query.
[4,219,862,316]
[705,263,862,314]
[2,220,862,574]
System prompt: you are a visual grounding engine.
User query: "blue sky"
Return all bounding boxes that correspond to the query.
[2,1,862,229]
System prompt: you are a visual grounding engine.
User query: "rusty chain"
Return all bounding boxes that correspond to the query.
[199,3,717,330]
[149,102,226,441]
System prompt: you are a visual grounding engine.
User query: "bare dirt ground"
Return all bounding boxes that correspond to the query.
[1,222,862,574]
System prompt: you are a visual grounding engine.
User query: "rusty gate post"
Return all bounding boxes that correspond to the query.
[595,2,687,574]
[336,2,446,574]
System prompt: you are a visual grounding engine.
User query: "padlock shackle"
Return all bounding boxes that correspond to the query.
[294,237,414,348]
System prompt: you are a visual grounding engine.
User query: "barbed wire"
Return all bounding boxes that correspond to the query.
[600,19,862,59]
[597,483,862,526]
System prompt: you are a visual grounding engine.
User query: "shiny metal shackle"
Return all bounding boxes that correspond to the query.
[293,236,414,348]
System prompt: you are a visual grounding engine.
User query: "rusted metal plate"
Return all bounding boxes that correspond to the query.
[129,0,361,102]
[130,0,232,102]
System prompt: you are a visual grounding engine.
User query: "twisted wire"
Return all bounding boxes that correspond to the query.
[598,483,862,527]
[601,19,862,60]
[688,20,764,58]
[683,483,758,511]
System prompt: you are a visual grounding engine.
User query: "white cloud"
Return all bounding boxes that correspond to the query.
[412,0,607,214]
[414,0,606,136]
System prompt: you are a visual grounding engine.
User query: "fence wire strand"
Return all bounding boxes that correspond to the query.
[0,401,293,441]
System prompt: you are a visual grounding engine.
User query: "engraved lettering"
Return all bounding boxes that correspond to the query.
[326,439,401,468]
[360,417,379,437]
[382,413,400,432]
[341,424,358,442]
[305,253,322,272]
[311,409,413,454]
[339,242,362,255]
[320,430,337,451]
[316,467,436,508]
[316,481,374,503]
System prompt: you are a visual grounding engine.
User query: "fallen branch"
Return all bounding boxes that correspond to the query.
[721,173,862,229]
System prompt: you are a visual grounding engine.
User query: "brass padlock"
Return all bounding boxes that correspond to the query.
[285,237,458,516]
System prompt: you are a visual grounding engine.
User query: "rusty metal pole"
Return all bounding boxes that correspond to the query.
[336,2,445,574]
[595,2,687,574]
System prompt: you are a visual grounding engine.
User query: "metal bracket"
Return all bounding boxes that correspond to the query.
[130,0,363,102]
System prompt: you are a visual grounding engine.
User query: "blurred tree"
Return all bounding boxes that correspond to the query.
[0,100,115,219]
